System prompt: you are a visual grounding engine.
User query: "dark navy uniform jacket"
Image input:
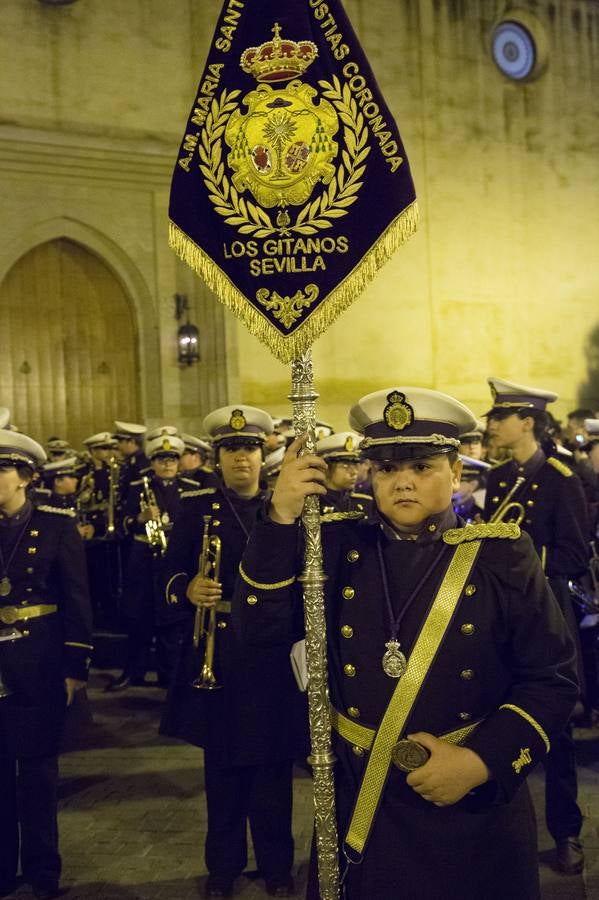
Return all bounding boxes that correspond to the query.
[0,502,93,759]
[120,473,198,619]
[237,508,576,800]
[321,488,374,518]
[160,485,306,767]
[117,452,149,515]
[233,508,577,899]
[484,450,589,578]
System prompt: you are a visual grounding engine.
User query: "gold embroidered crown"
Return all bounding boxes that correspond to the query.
[240,23,318,83]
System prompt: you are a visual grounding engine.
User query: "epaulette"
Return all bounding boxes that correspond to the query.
[181,488,218,499]
[547,456,573,478]
[350,492,373,500]
[320,510,364,523]
[179,477,201,487]
[140,466,152,475]
[130,478,144,487]
[443,522,520,544]
[36,505,76,518]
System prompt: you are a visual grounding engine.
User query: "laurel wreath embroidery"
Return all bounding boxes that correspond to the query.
[199,78,370,237]
[199,89,277,238]
[293,76,370,235]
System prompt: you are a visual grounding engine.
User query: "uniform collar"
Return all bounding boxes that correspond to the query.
[222,485,268,504]
[0,499,33,527]
[378,504,457,543]
[513,447,545,478]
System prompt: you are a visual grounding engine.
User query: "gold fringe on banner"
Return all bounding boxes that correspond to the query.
[169,200,419,364]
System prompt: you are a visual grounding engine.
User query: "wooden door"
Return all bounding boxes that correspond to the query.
[0,239,141,448]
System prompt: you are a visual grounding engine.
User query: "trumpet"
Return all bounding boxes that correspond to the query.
[191,515,222,690]
[489,476,526,525]
[140,476,168,555]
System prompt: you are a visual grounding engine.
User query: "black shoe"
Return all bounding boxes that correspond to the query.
[32,882,60,900]
[265,874,295,897]
[205,874,234,898]
[556,837,584,874]
[105,673,130,692]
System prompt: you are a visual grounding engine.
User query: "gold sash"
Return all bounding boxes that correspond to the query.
[344,539,482,861]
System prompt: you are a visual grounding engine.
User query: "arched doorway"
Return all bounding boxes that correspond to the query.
[0,238,141,448]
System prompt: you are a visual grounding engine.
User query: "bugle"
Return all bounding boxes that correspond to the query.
[489,476,526,525]
[140,476,168,555]
[191,515,222,690]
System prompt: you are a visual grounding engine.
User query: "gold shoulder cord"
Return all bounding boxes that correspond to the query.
[343,538,482,862]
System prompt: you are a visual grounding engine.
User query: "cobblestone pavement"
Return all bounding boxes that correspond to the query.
[5,671,599,899]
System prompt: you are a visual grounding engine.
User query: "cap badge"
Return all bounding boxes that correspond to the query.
[162,438,172,451]
[383,391,414,432]
[230,409,247,431]
[344,435,354,452]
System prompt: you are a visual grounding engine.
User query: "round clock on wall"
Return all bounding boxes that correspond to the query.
[491,12,548,81]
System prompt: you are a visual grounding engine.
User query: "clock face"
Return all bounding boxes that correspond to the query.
[492,20,536,80]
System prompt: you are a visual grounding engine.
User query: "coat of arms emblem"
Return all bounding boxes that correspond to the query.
[224,24,338,212]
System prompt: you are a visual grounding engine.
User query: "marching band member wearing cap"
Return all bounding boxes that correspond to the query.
[161,403,299,899]
[45,438,72,461]
[316,431,373,517]
[0,429,92,899]
[235,385,577,900]
[83,431,117,449]
[146,425,180,442]
[453,455,491,523]
[37,459,97,543]
[109,433,196,694]
[262,445,286,489]
[113,421,148,511]
[179,434,218,490]
[484,376,588,874]
[459,420,485,461]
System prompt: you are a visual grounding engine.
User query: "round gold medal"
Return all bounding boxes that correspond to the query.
[391,739,430,773]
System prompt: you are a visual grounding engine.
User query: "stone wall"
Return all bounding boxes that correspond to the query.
[0,0,597,432]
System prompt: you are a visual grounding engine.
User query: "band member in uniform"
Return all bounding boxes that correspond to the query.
[161,406,300,899]
[234,386,577,900]
[108,431,195,691]
[44,439,72,463]
[81,431,119,538]
[452,456,490,523]
[179,434,218,489]
[0,431,93,900]
[263,445,286,491]
[317,431,373,516]
[458,420,485,460]
[113,421,148,512]
[34,459,96,543]
[483,377,589,874]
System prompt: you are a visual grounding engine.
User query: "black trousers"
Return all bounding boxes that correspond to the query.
[544,578,583,841]
[544,725,583,841]
[122,616,183,686]
[0,754,61,886]
[203,753,294,881]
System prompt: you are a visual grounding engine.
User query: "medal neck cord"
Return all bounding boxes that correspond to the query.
[0,508,33,589]
[376,535,449,642]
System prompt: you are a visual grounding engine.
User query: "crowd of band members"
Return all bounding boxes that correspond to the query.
[1,382,599,900]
